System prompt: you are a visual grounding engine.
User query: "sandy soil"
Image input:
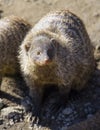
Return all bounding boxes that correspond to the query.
[0,0,100,130]
[0,0,100,46]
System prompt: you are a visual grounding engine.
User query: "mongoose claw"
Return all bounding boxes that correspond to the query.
[31,110,41,125]
[21,96,41,124]
[26,111,41,126]
[31,116,40,125]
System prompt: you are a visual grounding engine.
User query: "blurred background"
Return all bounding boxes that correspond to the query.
[0,0,100,46]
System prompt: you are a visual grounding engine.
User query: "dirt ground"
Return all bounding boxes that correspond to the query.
[0,0,100,46]
[0,0,100,130]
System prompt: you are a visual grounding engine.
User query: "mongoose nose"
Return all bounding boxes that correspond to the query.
[35,57,52,66]
[44,59,52,64]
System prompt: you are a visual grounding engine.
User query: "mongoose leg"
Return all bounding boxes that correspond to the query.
[29,85,43,124]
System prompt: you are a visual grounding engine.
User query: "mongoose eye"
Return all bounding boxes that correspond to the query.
[37,51,41,55]
[96,45,100,51]
[24,44,30,52]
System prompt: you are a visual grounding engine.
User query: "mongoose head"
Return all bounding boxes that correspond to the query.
[24,35,56,66]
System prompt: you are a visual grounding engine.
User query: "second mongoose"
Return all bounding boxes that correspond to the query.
[0,15,31,84]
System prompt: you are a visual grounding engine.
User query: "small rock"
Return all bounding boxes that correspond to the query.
[93,13,100,18]
[62,107,73,115]
[51,116,55,119]
[61,126,68,130]
[9,119,14,126]
[7,111,23,122]
[87,114,93,119]
[1,106,24,124]
[84,102,91,107]
[65,118,71,122]
[3,126,7,129]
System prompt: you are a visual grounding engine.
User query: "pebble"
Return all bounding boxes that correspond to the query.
[51,116,55,120]
[9,119,14,126]
[65,118,71,122]
[84,102,91,107]
[87,114,93,119]
[3,126,7,129]
[94,13,100,18]
[62,107,73,115]
[61,126,68,130]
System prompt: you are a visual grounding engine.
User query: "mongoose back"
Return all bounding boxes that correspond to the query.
[0,15,31,82]
[19,10,95,117]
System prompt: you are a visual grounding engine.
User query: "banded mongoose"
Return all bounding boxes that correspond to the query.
[0,15,31,84]
[19,10,95,117]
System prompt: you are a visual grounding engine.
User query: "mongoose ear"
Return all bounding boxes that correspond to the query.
[51,38,58,48]
[96,45,100,52]
[24,44,30,52]
[51,38,56,43]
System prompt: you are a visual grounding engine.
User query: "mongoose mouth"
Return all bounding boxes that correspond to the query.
[34,59,52,66]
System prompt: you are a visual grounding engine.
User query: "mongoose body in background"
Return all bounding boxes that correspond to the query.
[0,16,31,83]
[19,10,95,116]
